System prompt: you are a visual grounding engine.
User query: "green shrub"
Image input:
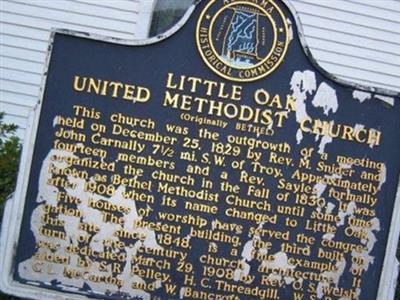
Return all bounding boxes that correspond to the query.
[0,112,21,218]
[0,112,21,300]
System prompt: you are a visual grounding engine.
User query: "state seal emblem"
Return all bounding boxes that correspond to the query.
[196,0,290,82]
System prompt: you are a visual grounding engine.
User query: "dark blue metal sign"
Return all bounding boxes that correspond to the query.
[1,1,399,300]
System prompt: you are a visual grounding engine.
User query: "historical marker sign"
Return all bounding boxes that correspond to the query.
[1,0,399,299]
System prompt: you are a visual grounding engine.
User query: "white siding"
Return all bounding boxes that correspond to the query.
[0,0,399,140]
[290,0,400,91]
[0,0,154,139]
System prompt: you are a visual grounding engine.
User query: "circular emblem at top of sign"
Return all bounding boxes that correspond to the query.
[196,0,289,82]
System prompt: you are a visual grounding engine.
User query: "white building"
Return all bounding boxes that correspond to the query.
[0,0,399,139]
